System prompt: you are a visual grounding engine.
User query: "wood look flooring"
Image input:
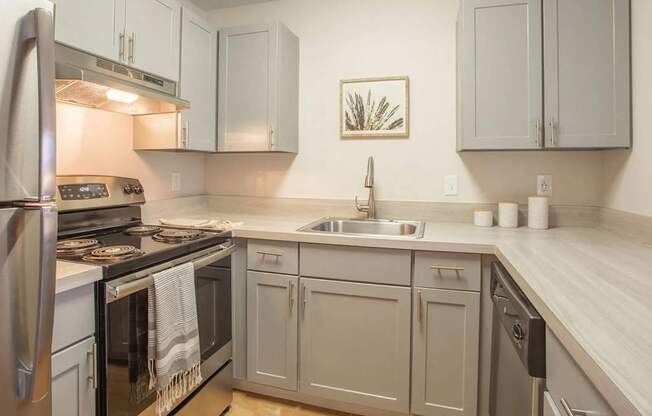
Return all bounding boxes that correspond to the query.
[227,390,355,416]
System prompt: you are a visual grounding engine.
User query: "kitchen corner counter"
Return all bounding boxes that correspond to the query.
[154,210,651,416]
[56,260,103,294]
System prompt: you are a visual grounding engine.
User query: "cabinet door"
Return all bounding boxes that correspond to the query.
[52,337,97,416]
[54,0,125,61]
[543,0,630,148]
[218,24,276,152]
[458,0,543,150]
[179,7,216,152]
[299,278,411,413]
[412,288,480,416]
[124,0,181,81]
[246,271,298,390]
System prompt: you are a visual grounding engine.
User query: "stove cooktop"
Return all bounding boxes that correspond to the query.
[57,224,231,280]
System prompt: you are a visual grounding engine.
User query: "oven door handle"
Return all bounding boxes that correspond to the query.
[105,243,236,302]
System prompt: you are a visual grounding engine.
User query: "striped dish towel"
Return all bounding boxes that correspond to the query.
[147,262,202,415]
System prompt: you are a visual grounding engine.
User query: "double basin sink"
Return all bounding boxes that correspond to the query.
[298,217,426,239]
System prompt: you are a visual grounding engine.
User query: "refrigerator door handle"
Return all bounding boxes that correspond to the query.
[21,8,56,201]
[17,204,57,402]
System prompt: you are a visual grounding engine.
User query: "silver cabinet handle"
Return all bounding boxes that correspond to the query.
[549,119,557,147]
[256,251,283,261]
[417,290,423,324]
[119,31,125,61]
[431,265,464,272]
[87,342,98,389]
[536,119,542,147]
[301,284,307,317]
[180,120,189,148]
[288,280,294,312]
[269,128,274,149]
[128,32,135,64]
[560,398,587,416]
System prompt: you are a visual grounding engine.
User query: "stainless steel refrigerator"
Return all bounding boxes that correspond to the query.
[1,1,57,416]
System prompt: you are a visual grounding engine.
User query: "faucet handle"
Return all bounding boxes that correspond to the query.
[355,195,369,213]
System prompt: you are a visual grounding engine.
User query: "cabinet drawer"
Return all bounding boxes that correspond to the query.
[546,328,615,416]
[52,284,95,354]
[414,251,481,291]
[300,243,411,285]
[247,239,298,275]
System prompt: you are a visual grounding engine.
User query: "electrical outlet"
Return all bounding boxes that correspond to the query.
[444,175,458,196]
[537,174,552,196]
[171,172,181,192]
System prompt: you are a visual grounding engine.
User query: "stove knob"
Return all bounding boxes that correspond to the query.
[512,323,524,341]
[134,185,144,195]
[123,184,134,194]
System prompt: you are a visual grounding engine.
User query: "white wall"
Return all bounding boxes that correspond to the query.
[602,0,652,217]
[56,103,205,201]
[205,0,604,206]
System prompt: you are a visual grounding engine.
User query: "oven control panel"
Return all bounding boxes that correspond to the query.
[56,176,146,212]
[59,183,109,200]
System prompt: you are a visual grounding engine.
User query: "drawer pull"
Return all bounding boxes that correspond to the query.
[560,398,588,416]
[256,251,283,262]
[431,265,464,273]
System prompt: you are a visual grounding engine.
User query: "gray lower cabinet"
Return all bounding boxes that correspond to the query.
[299,277,411,413]
[246,271,298,390]
[412,288,480,416]
[546,328,615,416]
[51,336,97,416]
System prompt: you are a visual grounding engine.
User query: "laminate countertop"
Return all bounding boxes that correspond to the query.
[153,210,651,416]
[56,260,103,294]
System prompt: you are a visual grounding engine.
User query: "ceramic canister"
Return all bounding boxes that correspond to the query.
[474,210,494,227]
[528,196,550,229]
[498,202,519,228]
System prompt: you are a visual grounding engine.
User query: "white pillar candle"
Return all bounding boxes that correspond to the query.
[528,196,549,229]
[498,202,519,228]
[474,210,494,227]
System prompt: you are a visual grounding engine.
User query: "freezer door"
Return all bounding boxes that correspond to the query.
[0,1,56,203]
[0,205,57,416]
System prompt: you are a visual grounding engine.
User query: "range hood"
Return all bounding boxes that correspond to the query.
[55,43,189,115]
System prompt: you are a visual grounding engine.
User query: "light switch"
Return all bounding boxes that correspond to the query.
[444,175,458,196]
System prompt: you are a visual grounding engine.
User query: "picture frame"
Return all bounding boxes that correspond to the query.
[340,76,410,138]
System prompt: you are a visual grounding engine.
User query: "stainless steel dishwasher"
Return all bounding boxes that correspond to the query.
[489,262,546,416]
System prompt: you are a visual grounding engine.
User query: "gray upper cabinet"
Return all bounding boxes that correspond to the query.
[178,7,217,152]
[299,278,411,413]
[411,288,480,416]
[124,0,181,81]
[54,0,181,81]
[218,22,299,153]
[52,336,97,416]
[458,0,631,151]
[457,0,543,150]
[54,0,126,62]
[543,0,630,149]
[246,271,298,391]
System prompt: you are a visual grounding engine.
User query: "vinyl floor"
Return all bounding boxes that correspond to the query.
[226,390,356,416]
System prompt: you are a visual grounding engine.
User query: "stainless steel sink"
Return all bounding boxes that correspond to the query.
[298,217,426,238]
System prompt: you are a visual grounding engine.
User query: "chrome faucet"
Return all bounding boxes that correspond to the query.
[355,156,376,219]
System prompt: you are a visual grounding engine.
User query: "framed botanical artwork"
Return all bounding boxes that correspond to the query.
[340,76,410,138]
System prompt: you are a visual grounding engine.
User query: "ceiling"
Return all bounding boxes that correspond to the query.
[190,0,275,11]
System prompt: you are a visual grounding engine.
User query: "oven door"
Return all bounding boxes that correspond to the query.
[99,246,233,416]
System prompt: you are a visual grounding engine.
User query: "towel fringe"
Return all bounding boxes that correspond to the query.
[154,363,202,415]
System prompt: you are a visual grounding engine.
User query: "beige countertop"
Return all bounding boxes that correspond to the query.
[151,210,651,416]
[57,208,650,415]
